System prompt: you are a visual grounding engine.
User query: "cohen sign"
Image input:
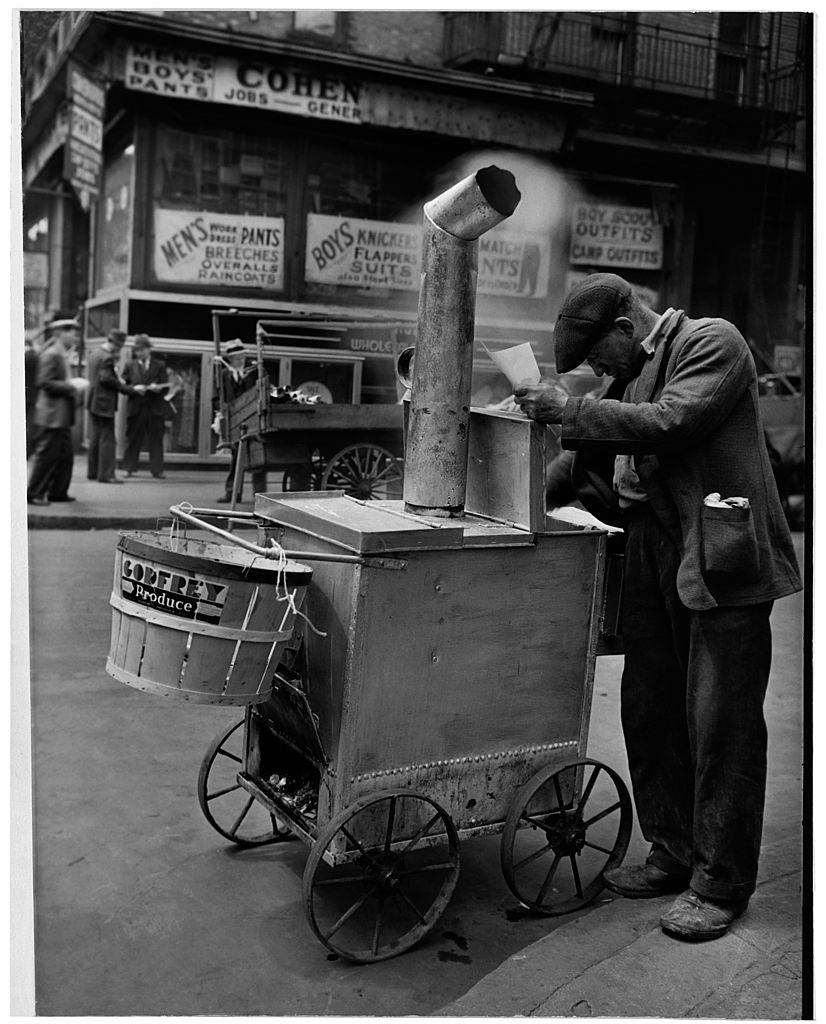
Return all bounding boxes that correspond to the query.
[125,44,362,122]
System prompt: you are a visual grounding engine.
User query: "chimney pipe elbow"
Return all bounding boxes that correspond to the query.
[424,165,521,241]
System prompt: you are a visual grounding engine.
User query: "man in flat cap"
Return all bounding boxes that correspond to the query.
[27,316,86,504]
[514,273,801,942]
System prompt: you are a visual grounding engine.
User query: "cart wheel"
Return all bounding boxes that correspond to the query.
[303,789,460,963]
[501,758,631,916]
[320,444,403,500]
[197,719,292,847]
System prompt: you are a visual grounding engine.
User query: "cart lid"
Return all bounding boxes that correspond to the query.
[254,492,535,553]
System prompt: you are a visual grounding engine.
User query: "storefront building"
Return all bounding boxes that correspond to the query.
[21,11,810,464]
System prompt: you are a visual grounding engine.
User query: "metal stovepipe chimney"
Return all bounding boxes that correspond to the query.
[403,165,521,517]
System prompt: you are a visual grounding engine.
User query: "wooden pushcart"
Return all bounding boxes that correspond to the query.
[212,311,409,499]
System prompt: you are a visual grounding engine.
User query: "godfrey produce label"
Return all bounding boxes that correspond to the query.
[305,214,550,297]
[121,556,228,623]
[153,209,285,289]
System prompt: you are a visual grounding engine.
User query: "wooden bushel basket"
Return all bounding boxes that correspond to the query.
[106,531,312,705]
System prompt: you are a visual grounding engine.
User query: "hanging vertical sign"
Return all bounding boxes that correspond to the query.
[64,64,106,204]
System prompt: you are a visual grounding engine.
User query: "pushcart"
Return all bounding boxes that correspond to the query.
[161,437,629,962]
[212,311,408,499]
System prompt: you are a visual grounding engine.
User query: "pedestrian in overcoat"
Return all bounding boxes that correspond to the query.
[27,317,86,504]
[121,334,168,478]
[86,328,136,483]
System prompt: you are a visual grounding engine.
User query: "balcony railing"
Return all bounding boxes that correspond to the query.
[444,12,802,117]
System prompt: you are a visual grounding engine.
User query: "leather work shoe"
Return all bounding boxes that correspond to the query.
[603,862,690,899]
[660,889,747,941]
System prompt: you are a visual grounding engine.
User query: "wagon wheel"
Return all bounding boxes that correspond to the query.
[501,758,631,916]
[320,444,403,500]
[303,789,460,963]
[197,719,292,847]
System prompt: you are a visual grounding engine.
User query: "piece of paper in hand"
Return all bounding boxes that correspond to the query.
[484,342,541,388]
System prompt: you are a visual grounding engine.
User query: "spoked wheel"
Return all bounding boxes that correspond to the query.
[501,758,632,916]
[302,789,460,963]
[320,444,403,500]
[197,719,292,847]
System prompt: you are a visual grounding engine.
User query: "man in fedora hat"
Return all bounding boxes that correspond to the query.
[213,339,265,503]
[514,273,801,942]
[121,334,169,478]
[86,328,137,483]
[27,316,86,504]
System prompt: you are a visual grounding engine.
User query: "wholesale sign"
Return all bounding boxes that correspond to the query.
[569,203,663,270]
[153,209,285,289]
[305,214,550,298]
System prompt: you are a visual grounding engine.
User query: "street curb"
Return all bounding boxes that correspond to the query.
[27,515,176,530]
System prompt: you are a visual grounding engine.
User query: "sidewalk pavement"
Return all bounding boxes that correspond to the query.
[26,456,256,530]
[436,833,803,1018]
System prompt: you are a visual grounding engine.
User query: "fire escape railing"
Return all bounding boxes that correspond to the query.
[444,12,802,119]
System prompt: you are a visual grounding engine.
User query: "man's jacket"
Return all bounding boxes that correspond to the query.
[86,345,133,418]
[122,355,168,418]
[550,312,802,611]
[34,345,76,429]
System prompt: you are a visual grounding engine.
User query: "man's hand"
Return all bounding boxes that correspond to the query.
[133,384,148,395]
[513,382,569,424]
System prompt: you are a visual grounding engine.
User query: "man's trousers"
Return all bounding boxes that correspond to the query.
[620,503,773,903]
[87,413,117,480]
[123,411,165,476]
[28,426,74,499]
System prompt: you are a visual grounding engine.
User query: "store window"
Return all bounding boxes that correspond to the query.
[98,141,135,292]
[23,201,50,332]
[155,125,289,217]
[152,125,290,292]
[164,352,202,455]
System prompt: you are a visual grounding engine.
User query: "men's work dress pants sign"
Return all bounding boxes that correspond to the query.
[153,209,285,290]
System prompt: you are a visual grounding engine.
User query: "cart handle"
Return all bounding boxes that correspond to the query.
[168,504,364,564]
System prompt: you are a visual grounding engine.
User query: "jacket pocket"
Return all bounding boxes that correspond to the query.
[701,504,760,580]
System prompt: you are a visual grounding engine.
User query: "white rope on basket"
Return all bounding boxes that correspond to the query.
[167,502,327,637]
[246,544,327,639]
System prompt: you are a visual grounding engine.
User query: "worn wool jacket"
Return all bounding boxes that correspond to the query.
[550,311,802,611]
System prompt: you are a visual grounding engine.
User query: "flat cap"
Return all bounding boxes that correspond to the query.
[554,273,633,373]
[132,333,152,348]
